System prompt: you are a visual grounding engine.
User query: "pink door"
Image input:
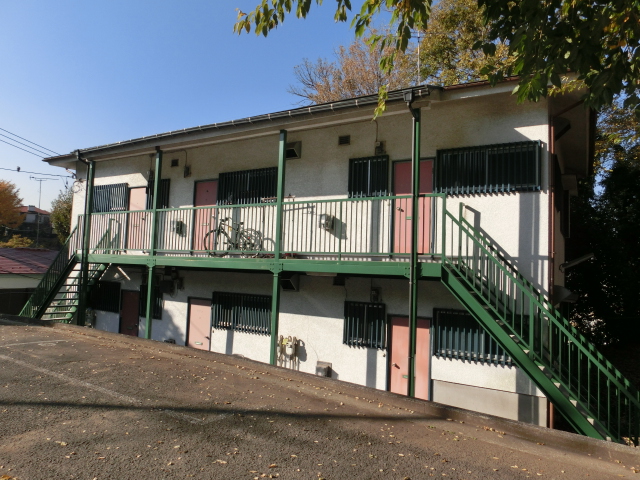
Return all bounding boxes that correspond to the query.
[127,187,147,251]
[187,298,212,350]
[193,181,218,251]
[120,290,140,337]
[393,160,433,254]
[389,316,431,400]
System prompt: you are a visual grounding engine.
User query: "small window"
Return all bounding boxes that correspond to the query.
[93,183,129,213]
[433,309,512,365]
[217,167,277,205]
[435,141,540,195]
[343,301,387,349]
[90,281,121,313]
[348,155,389,198]
[212,292,271,335]
[146,178,171,209]
[139,284,162,319]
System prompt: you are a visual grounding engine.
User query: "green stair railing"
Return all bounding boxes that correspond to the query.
[20,226,81,319]
[441,208,640,446]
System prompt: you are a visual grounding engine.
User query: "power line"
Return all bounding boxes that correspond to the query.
[0,138,48,158]
[0,167,73,178]
[0,132,53,157]
[0,127,60,156]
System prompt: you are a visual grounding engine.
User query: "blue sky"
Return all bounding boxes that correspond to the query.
[0,1,364,210]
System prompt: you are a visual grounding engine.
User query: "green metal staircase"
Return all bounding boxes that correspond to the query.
[19,227,107,323]
[440,207,640,446]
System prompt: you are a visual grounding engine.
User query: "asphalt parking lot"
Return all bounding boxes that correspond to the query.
[0,319,638,479]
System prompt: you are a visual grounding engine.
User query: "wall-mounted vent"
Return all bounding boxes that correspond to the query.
[170,159,179,167]
[338,135,351,146]
[286,141,302,159]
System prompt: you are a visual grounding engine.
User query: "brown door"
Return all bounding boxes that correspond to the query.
[389,316,431,400]
[127,187,147,251]
[187,298,212,350]
[193,180,218,251]
[120,290,140,337]
[393,160,433,254]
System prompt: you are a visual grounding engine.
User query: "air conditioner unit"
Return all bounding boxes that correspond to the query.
[286,141,302,159]
[318,213,334,231]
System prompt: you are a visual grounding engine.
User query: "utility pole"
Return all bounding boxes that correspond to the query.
[29,176,53,247]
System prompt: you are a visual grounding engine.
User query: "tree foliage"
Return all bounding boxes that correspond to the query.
[478,0,640,114]
[0,180,24,230]
[235,0,640,115]
[50,186,73,244]
[418,0,511,86]
[567,103,640,344]
[289,32,414,104]
[0,234,33,248]
[288,0,509,104]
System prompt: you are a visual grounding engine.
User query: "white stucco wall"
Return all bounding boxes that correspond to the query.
[431,356,544,397]
[75,89,552,292]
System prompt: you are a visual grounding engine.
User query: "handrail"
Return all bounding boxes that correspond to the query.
[455,210,627,379]
[19,226,80,318]
[442,209,640,445]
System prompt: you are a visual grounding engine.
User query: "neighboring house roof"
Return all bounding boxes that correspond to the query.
[19,206,50,215]
[0,248,58,276]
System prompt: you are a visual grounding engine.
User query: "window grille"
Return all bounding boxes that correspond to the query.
[90,281,120,313]
[343,301,387,349]
[435,141,540,195]
[146,178,171,209]
[139,285,163,319]
[348,155,389,198]
[433,309,512,365]
[217,167,277,205]
[212,292,271,335]
[92,183,129,213]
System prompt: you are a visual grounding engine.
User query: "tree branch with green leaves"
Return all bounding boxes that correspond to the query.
[235,0,640,116]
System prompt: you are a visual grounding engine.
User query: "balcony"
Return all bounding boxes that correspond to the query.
[81,194,453,276]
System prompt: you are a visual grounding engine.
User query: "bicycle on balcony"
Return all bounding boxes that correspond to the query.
[203,217,263,258]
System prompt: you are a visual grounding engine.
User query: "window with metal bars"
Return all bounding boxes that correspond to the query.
[211,292,271,335]
[348,155,389,198]
[146,178,171,209]
[433,309,512,365]
[92,183,129,213]
[343,301,387,349]
[217,167,277,205]
[90,281,121,313]
[435,141,541,195]
[138,285,162,319]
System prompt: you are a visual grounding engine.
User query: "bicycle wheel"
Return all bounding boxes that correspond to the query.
[203,228,229,257]
[239,229,263,258]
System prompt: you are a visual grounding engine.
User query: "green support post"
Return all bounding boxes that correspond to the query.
[145,147,162,339]
[269,130,287,365]
[145,265,156,338]
[407,105,421,398]
[77,158,95,326]
[270,271,281,365]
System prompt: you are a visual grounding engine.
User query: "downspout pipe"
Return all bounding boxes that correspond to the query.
[77,151,95,327]
[269,130,287,365]
[404,89,423,398]
[145,147,163,340]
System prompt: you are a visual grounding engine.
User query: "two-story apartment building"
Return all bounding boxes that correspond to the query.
[23,81,639,446]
